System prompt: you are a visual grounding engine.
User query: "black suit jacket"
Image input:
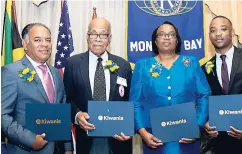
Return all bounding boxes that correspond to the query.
[63,51,132,154]
[201,47,242,154]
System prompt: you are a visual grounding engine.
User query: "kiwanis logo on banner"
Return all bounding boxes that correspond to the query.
[127,0,206,64]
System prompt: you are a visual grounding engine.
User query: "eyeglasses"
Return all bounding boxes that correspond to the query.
[156,32,177,39]
[88,33,110,39]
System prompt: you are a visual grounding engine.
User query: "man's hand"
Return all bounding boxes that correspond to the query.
[113,132,132,141]
[76,112,95,131]
[32,133,48,150]
[139,128,163,149]
[179,138,196,144]
[227,126,242,139]
[205,121,218,137]
[65,151,73,154]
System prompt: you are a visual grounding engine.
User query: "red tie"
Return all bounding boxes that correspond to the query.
[38,64,55,103]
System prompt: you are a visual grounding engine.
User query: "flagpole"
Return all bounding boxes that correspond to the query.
[12,0,18,26]
[1,0,7,56]
[92,7,97,20]
[61,0,63,9]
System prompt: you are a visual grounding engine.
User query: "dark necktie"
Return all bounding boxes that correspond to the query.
[93,57,106,101]
[220,55,229,94]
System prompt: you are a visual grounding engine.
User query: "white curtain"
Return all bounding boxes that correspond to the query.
[0,1,142,154]
[1,0,127,64]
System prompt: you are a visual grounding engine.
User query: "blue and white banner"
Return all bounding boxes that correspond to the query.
[127,0,206,64]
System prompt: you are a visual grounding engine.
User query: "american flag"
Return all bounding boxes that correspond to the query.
[54,0,74,75]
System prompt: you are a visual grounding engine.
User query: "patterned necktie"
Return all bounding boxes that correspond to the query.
[93,57,106,101]
[38,64,55,103]
[220,55,229,94]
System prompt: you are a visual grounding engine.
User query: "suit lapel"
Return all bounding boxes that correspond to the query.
[108,53,118,101]
[48,65,58,103]
[21,56,49,103]
[229,47,242,90]
[212,57,220,85]
[207,56,224,94]
[80,52,93,99]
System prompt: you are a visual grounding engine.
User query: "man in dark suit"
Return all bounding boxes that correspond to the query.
[202,16,242,154]
[1,23,73,154]
[63,18,132,154]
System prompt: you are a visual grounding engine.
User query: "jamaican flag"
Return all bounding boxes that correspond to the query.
[1,0,25,66]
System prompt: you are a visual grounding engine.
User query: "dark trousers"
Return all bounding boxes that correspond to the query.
[75,126,132,154]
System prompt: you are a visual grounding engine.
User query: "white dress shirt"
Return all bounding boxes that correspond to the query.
[89,51,110,101]
[75,51,111,123]
[26,55,55,92]
[216,46,234,88]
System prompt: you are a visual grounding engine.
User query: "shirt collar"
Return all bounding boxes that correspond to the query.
[26,54,47,68]
[89,50,108,63]
[216,46,234,60]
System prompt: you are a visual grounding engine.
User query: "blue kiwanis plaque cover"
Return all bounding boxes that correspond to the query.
[25,104,71,141]
[150,102,199,143]
[209,95,242,131]
[88,101,134,137]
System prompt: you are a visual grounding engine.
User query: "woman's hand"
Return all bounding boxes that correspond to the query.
[179,138,196,144]
[139,128,163,149]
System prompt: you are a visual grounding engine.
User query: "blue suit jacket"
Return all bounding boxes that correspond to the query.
[1,56,72,154]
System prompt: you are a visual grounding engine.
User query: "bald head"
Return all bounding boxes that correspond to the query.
[88,17,111,33]
[86,17,112,56]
